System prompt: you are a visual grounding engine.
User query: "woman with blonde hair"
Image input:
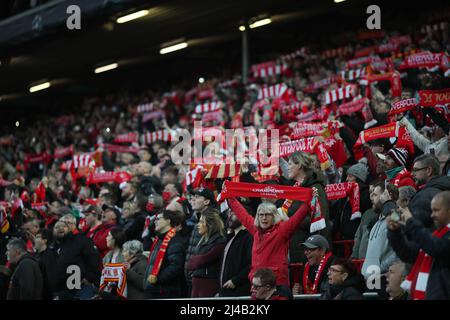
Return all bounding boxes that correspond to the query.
[187,208,226,297]
[227,193,311,293]
[285,151,331,263]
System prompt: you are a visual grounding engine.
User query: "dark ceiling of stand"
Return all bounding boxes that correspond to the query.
[0,0,447,110]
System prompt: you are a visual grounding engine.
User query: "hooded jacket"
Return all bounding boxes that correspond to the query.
[228,198,310,287]
[361,201,398,278]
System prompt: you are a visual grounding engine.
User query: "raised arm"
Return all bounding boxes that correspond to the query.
[280,202,310,240]
[227,198,257,235]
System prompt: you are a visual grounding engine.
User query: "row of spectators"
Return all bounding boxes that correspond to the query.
[0,17,449,300]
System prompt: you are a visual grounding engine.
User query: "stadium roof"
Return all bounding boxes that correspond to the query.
[0,0,447,107]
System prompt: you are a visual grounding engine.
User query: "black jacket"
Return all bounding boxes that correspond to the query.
[184,223,202,285]
[7,254,43,300]
[332,181,371,241]
[143,232,186,298]
[321,273,365,300]
[219,229,253,297]
[36,248,59,300]
[126,255,151,300]
[190,232,226,279]
[288,171,331,263]
[123,211,146,242]
[51,233,101,298]
[409,176,450,228]
[388,218,450,300]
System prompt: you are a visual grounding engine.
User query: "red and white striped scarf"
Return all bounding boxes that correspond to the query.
[204,163,241,180]
[100,263,127,298]
[324,84,355,105]
[136,103,155,113]
[72,154,95,169]
[401,224,450,300]
[251,61,287,78]
[340,68,366,81]
[257,83,288,100]
[114,132,139,144]
[346,55,381,69]
[195,101,223,114]
[141,130,172,144]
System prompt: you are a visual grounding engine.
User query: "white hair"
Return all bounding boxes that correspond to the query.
[254,202,283,228]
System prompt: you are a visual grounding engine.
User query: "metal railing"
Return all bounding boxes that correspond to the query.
[161,292,380,301]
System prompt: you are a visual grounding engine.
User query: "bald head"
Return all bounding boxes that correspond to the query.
[431,191,450,229]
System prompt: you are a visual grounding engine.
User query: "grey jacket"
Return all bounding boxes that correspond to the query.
[361,201,397,278]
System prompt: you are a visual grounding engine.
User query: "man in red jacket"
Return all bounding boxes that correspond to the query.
[377,147,416,189]
[92,205,120,258]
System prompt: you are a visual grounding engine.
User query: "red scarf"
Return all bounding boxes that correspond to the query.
[86,171,132,185]
[337,98,367,116]
[98,144,139,154]
[141,130,172,144]
[148,228,177,277]
[399,52,448,70]
[325,183,361,220]
[53,145,74,159]
[361,71,402,98]
[219,181,326,233]
[401,224,450,300]
[279,137,331,170]
[417,88,450,107]
[388,98,418,117]
[353,122,399,159]
[303,251,333,294]
[114,132,139,144]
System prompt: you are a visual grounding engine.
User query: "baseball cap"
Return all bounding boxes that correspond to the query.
[102,205,122,220]
[301,235,329,250]
[83,205,102,216]
[192,187,218,207]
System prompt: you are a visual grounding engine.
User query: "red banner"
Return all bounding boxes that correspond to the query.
[417,89,450,107]
[54,145,74,159]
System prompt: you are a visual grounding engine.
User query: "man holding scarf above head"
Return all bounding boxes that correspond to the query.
[377,147,416,189]
[387,191,450,299]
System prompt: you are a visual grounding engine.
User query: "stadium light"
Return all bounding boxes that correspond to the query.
[160,42,188,55]
[29,82,50,93]
[95,63,118,74]
[239,25,246,32]
[116,10,149,24]
[15,121,20,127]
[249,18,272,29]
[198,77,205,83]
[334,0,347,3]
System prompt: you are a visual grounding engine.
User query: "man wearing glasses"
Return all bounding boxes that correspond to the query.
[408,154,450,229]
[251,268,291,300]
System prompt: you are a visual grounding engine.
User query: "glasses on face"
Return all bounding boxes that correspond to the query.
[329,267,345,274]
[251,283,266,289]
[412,166,428,173]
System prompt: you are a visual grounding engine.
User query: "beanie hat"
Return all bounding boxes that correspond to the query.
[387,147,408,168]
[347,158,369,183]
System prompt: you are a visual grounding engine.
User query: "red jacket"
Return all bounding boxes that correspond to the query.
[228,198,310,287]
[91,222,116,258]
[389,168,416,189]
